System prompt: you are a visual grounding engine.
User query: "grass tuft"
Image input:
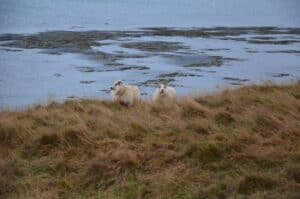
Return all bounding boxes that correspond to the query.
[287,166,300,184]
[184,141,224,164]
[214,112,235,126]
[0,120,25,147]
[238,174,277,194]
[181,99,207,118]
[61,124,95,147]
[38,133,61,146]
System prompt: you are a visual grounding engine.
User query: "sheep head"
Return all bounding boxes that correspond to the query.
[111,80,125,96]
[159,84,167,94]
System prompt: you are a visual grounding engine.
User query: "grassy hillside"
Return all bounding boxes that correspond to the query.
[1,83,300,198]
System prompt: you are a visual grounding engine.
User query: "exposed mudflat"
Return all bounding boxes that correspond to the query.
[0,27,300,108]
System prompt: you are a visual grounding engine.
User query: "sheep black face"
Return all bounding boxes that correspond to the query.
[111,80,124,91]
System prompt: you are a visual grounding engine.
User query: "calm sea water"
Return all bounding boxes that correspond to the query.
[1,0,300,33]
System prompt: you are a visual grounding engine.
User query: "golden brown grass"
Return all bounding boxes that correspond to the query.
[0,83,300,198]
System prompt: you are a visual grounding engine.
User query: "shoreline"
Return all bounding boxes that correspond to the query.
[0,80,298,111]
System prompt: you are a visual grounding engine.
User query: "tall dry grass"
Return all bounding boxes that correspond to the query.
[0,83,300,198]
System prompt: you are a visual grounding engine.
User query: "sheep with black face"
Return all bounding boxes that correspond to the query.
[110,80,141,106]
[152,84,176,102]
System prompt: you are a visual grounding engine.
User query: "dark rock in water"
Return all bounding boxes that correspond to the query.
[138,78,175,87]
[40,50,63,55]
[105,62,125,67]
[100,89,110,94]
[0,48,23,52]
[224,77,249,86]
[223,77,249,82]
[116,65,149,71]
[167,54,243,68]
[76,66,95,73]
[158,72,202,78]
[219,37,248,42]
[247,39,300,45]
[143,27,281,37]
[97,65,150,72]
[223,57,245,62]
[53,73,63,77]
[246,50,259,53]
[80,80,96,84]
[205,70,217,73]
[121,41,188,52]
[70,25,84,29]
[0,31,126,54]
[202,48,230,51]
[272,73,290,78]
[250,36,276,40]
[266,50,300,54]
[230,82,244,86]
[183,56,223,67]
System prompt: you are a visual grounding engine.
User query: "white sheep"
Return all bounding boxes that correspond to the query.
[110,80,141,106]
[152,84,176,102]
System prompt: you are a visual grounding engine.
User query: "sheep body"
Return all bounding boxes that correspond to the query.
[153,84,176,101]
[111,80,141,106]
